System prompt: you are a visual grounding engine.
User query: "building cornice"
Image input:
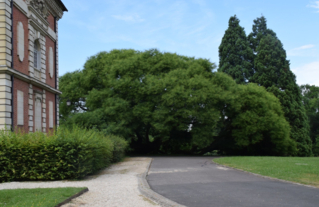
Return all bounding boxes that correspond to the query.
[45,0,64,20]
[0,67,62,95]
[56,0,67,12]
[13,0,28,16]
[24,0,65,20]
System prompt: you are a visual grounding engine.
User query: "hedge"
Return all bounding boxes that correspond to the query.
[0,127,127,182]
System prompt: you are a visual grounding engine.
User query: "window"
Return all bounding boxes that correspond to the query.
[33,40,41,70]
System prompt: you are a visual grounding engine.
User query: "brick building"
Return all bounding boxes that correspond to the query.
[0,0,67,132]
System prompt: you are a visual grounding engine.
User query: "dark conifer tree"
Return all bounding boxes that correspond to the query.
[247,16,277,54]
[218,15,254,84]
[252,33,312,156]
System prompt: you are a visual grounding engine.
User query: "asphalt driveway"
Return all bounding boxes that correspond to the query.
[147,157,319,207]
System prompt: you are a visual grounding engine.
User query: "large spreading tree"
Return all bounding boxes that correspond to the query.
[60,49,295,155]
[218,15,254,84]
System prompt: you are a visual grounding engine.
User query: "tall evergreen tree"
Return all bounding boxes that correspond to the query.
[218,15,254,84]
[252,32,312,156]
[247,16,277,54]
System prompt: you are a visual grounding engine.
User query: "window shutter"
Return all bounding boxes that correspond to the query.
[49,47,53,78]
[49,101,53,128]
[17,22,24,62]
[17,90,24,125]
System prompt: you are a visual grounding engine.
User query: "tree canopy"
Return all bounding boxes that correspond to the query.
[300,84,319,155]
[250,21,312,156]
[216,82,296,156]
[218,15,312,156]
[60,49,296,156]
[247,16,277,54]
[218,15,254,84]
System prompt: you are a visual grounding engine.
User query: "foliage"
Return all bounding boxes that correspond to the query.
[216,15,314,156]
[300,84,319,155]
[0,127,127,182]
[247,16,277,54]
[252,35,292,88]
[251,32,312,156]
[104,133,128,162]
[60,49,296,156]
[61,108,108,131]
[216,82,296,156]
[60,49,222,154]
[0,187,86,207]
[218,15,254,84]
[214,157,319,187]
[59,70,87,119]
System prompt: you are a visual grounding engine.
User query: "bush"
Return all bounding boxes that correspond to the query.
[0,126,127,182]
[108,135,128,163]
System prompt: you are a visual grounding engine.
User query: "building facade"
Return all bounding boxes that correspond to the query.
[0,0,67,132]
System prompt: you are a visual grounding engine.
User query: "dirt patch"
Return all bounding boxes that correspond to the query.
[299,173,319,187]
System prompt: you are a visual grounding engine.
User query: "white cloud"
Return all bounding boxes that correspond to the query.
[287,44,315,56]
[292,61,319,86]
[112,14,145,22]
[308,1,319,12]
[296,44,315,50]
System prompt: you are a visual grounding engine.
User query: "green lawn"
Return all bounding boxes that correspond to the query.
[214,157,319,187]
[0,187,87,207]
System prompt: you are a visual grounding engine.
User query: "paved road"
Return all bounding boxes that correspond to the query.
[147,157,319,207]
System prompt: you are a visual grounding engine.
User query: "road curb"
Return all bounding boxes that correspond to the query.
[138,158,186,207]
[55,187,89,207]
[212,159,318,189]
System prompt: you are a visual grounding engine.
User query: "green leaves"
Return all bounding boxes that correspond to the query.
[218,15,312,156]
[59,47,299,156]
[218,15,254,84]
[216,83,296,156]
[300,84,319,155]
[60,49,220,154]
[0,127,127,182]
[250,21,312,156]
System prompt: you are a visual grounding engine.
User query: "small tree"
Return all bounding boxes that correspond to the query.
[218,15,254,84]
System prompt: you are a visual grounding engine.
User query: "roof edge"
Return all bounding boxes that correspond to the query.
[56,0,68,12]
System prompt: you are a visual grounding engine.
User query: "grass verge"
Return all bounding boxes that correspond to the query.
[0,187,87,207]
[214,157,319,187]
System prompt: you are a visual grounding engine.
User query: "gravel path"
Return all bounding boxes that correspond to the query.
[0,157,160,207]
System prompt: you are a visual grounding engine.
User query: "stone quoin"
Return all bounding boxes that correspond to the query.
[0,0,67,132]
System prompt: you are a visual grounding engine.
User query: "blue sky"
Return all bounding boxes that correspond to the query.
[59,0,319,86]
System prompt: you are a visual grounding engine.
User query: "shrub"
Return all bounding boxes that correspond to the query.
[0,126,127,182]
[108,134,128,163]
